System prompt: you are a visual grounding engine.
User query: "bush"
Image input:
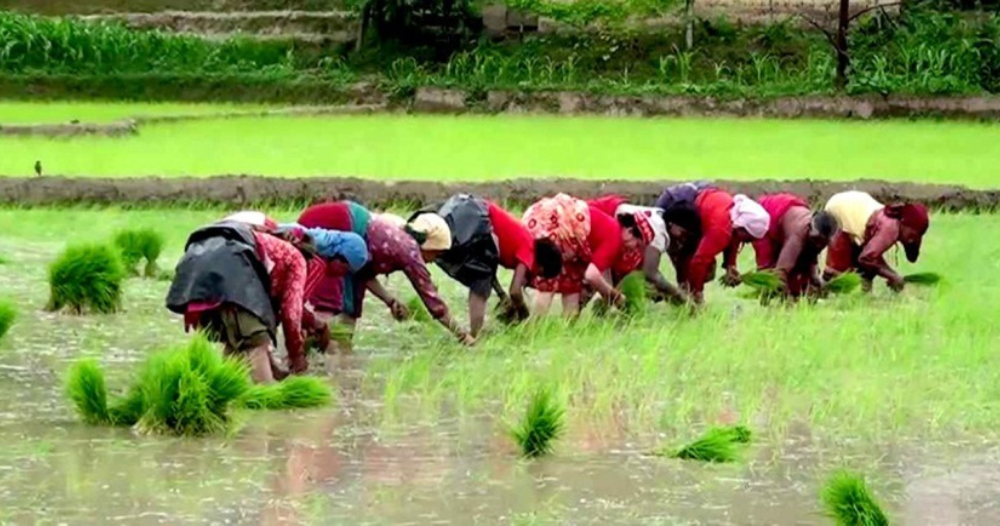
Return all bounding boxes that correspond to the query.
[0,300,16,341]
[47,243,126,314]
[113,228,165,278]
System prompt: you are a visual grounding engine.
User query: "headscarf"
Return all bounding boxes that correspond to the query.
[375,213,407,229]
[616,204,668,252]
[886,202,930,262]
[304,227,369,272]
[523,193,592,261]
[729,194,770,239]
[406,212,453,251]
[221,210,278,230]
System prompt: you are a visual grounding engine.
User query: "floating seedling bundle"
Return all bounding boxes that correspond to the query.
[662,425,753,463]
[510,387,565,458]
[113,228,165,278]
[821,471,889,526]
[65,334,334,436]
[47,243,127,314]
[0,299,16,340]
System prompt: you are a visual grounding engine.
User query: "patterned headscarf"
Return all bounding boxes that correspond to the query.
[616,204,668,252]
[729,194,770,239]
[523,193,592,262]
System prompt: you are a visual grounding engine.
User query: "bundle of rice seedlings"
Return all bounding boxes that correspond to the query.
[825,272,863,294]
[718,424,752,444]
[740,270,782,292]
[0,299,16,340]
[617,272,648,316]
[821,471,889,526]
[669,429,739,462]
[113,228,165,278]
[903,272,942,285]
[65,359,112,426]
[133,336,251,436]
[47,243,126,314]
[405,296,432,323]
[240,376,333,410]
[510,388,565,459]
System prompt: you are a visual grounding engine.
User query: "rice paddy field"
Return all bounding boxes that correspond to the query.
[3,102,1000,524]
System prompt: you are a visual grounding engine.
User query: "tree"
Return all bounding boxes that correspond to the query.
[802,0,903,90]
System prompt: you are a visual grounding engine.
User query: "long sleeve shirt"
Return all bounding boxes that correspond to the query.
[365,218,449,319]
[253,232,325,364]
[687,189,735,294]
[858,210,901,279]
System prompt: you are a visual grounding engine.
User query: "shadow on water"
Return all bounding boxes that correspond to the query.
[2,239,1000,524]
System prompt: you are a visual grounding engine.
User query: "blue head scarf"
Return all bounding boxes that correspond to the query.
[279,223,369,272]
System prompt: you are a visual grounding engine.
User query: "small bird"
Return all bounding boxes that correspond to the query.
[34,160,42,177]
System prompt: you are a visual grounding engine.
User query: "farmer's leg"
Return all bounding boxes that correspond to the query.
[561,293,580,317]
[222,307,278,383]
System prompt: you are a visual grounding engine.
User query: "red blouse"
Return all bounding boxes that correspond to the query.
[487,201,535,271]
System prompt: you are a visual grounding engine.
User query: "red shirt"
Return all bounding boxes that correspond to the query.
[487,201,535,270]
[586,204,622,272]
[688,189,735,294]
[298,202,352,231]
[586,195,626,217]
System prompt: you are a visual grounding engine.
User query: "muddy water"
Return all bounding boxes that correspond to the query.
[2,243,1000,525]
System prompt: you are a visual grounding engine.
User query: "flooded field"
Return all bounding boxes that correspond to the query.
[1,208,999,524]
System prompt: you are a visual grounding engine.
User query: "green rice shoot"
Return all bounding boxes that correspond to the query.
[65,359,113,426]
[666,425,754,463]
[825,272,864,294]
[821,471,890,526]
[240,376,334,410]
[717,424,753,444]
[618,272,648,316]
[0,299,16,341]
[113,228,165,278]
[740,270,783,291]
[510,387,565,459]
[903,272,943,285]
[406,296,432,323]
[46,243,126,314]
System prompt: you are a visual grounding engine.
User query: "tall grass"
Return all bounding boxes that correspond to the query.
[46,243,126,314]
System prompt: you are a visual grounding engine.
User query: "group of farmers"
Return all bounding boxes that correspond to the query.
[165,185,931,383]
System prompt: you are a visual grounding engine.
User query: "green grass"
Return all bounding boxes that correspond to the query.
[0,101,272,124]
[0,299,16,340]
[822,471,890,526]
[2,112,1000,186]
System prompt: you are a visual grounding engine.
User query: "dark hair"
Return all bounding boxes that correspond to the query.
[534,238,563,279]
[616,213,643,239]
[812,211,839,238]
[661,203,702,237]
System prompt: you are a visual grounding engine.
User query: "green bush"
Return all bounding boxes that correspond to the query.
[0,300,16,341]
[47,243,126,314]
[113,228,165,278]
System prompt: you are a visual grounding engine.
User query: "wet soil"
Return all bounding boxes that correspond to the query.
[2,175,998,212]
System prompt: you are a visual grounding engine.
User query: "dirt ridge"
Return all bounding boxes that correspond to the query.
[1,176,997,212]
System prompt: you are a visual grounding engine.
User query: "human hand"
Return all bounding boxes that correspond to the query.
[720,267,742,288]
[888,275,905,293]
[389,299,409,321]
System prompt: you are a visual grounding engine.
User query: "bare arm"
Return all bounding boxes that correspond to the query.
[584,263,616,299]
[365,278,397,307]
[642,246,687,303]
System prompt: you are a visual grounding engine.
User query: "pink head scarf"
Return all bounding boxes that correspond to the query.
[729,194,770,239]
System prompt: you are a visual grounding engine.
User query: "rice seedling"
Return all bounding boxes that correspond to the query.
[240,376,333,410]
[510,387,565,459]
[64,359,112,426]
[406,296,432,323]
[740,270,783,292]
[903,272,942,285]
[617,271,648,315]
[717,424,752,444]
[825,272,863,294]
[0,299,16,340]
[113,228,165,278]
[667,428,740,463]
[821,471,890,526]
[46,243,126,314]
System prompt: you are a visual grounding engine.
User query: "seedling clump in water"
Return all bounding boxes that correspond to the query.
[114,228,165,278]
[0,299,16,340]
[821,471,889,526]
[47,243,126,314]
[511,387,565,458]
[666,425,753,463]
[65,334,335,436]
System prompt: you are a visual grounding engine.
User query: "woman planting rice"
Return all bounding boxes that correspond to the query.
[296,201,372,352]
[339,212,475,346]
[822,190,931,292]
[404,194,563,336]
[744,193,840,296]
[521,193,643,316]
[585,195,687,305]
[661,189,770,304]
[166,220,337,382]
